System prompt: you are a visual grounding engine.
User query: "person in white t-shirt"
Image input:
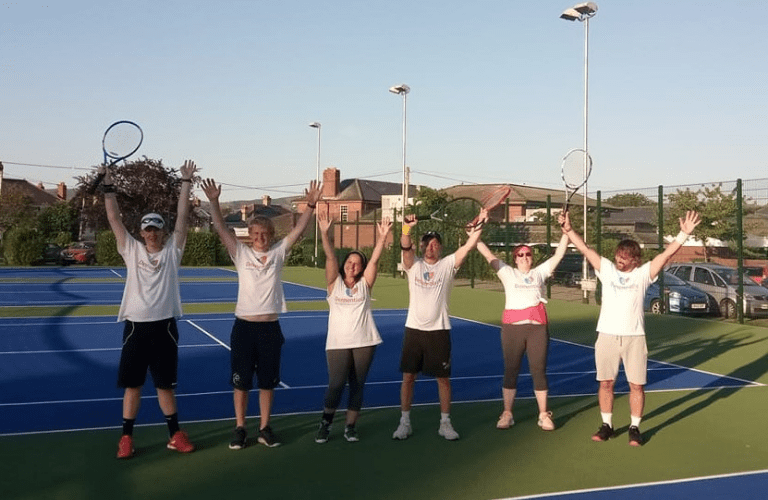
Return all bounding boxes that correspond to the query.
[392,209,488,441]
[202,178,322,450]
[560,210,700,446]
[103,160,198,459]
[476,229,570,433]
[313,213,392,444]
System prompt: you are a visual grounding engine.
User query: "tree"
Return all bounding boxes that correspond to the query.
[0,192,36,235]
[605,192,655,207]
[36,202,78,242]
[73,157,202,237]
[665,184,740,261]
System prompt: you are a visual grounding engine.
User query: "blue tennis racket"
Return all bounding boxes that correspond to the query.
[87,120,143,194]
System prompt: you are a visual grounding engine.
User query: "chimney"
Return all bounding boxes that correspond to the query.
[323,167,340,198]
[0,161,3,196]
[57,182,67,201]
[240,204,248,222]
[262,195,271,206]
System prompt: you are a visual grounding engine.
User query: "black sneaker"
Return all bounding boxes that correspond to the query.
[628,426,643,447]
[315,421,331,444]
[229,426,247,450]
[257,425,281,448]
[344,425,359,442]
[591,423,614,442]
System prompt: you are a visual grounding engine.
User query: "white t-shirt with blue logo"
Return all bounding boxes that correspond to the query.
[595,257,655,336]
[232,239,288,317]
[496,261,552,310]
[326,275,382,350]
[404,254,457,331]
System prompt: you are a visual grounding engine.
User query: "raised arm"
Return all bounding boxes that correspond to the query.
[364,216,393,288]
[477,241,503,272]
[318,212,338,290]
[558,211,602,272]
[454,209,489,268]
[283,180,322,249]
[201,178,238,258]
[400,214,417,271]
[102,166,128,251]
[649,210,701,279]
[545,233,571,274]
[172,160,198,249]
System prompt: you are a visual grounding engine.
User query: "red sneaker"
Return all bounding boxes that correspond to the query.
[167,430,195,453]
[116,435,135,459]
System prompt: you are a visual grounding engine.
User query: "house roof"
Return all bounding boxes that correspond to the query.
[442,183,596,207]
[602,206,657,225]
[0,178,61,206]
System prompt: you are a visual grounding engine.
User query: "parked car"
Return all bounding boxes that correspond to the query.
[744,266,767,285]
[32,243,64,265]
[643,272,710,315]
[552,253,595,287]
[667,262,768,319]
[61,241,96,265]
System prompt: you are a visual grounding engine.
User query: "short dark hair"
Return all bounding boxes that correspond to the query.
[615,239,642,265]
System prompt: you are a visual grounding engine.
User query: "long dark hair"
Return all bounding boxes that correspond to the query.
[339,251,368,283]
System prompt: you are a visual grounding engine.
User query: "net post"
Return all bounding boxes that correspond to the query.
[546,195,551,299]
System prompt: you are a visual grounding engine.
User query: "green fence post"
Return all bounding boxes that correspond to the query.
[546,195,551,299]
[595,191,601,305]
[737,179,744,324]
[658,185,666,313]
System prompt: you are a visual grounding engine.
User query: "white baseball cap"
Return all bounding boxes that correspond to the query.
[140,213,165,230]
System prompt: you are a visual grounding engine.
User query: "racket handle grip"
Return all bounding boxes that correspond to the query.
[86,171,106,195]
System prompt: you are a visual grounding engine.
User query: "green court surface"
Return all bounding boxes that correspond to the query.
[2,267,767,500]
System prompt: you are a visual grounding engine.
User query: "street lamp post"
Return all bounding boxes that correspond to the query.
[561,2,597,303]
[389,84,410,222]
[309,122,321,266]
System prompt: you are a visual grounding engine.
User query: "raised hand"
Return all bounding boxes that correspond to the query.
[377,216,393,237]
[318,212,333,233]
[200,178,221,201]
[680,210,701,235]
[179,160,198,181]
[305,180,323,206]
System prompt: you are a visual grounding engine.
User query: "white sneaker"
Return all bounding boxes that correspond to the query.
[496,411,514,429]
[392,420,412,440]
[438,419,460,441]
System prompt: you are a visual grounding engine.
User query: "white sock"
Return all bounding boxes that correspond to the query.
[601,412,613,427]
[440,412,451,423]
[400,410,411,423]
[630,415,642,428]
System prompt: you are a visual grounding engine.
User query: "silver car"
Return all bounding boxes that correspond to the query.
[667,262,768,319]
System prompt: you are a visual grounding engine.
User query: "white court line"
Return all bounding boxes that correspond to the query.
[183,319,291,389]
[494,468,768,500]
[0,344,218,355]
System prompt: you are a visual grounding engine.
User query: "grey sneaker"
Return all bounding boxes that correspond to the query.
[229,426,247,450]
[257,425,281,448]
[392,420,412,440]
[343,425,359,442]
[315,421,331,444]
[438,419,460,441]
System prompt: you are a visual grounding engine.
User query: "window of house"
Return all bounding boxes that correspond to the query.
[340,205,348,222]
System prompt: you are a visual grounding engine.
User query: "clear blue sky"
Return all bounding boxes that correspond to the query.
[2,0,766,201]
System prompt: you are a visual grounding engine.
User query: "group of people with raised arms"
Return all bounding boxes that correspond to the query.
[105,166,700,458]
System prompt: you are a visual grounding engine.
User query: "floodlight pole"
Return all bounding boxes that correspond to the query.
[309,122,321,266]
[561,2,597,303]
[389,84,410,272]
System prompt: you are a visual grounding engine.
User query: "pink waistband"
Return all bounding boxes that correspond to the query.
[502,303,548,325]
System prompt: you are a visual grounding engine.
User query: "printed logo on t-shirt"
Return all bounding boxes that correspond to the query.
[345,286,358,297]
[138,258,161,273]
[245,255,272,271]
[423,271,434,281]
[523,276,533,284]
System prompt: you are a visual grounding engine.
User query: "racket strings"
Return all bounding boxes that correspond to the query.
[561,150,591,189]
[103,123,143,159]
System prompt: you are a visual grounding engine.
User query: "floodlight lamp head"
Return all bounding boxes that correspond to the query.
[574,2,598,15]
[309,122,321,128]
[560,8,580,21]
[389,84,410,95]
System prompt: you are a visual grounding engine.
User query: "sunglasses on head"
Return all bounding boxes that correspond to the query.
[142,217,163,224]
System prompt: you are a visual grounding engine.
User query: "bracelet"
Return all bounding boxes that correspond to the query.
[675,231,688,245]
[402,225,411,236]
[102,184,116,194]
[400,244,413,251]
[308,203,316,209]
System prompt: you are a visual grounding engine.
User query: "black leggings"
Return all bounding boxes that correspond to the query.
[501,323,549,391]
[323,346,377,412]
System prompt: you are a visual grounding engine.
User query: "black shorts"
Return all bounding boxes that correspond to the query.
[399,327,451,377]
[117,318,179,390]
[230,318,285,391]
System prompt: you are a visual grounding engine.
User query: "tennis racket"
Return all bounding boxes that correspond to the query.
[87,120,144,194]
[560,148,592,217]
[416,185,511,229]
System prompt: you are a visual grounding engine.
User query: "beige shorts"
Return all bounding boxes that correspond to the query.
[594,333,647,385]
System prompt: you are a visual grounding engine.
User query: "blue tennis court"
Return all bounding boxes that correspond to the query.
[0,270,326,306]
[0,310,755,436]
